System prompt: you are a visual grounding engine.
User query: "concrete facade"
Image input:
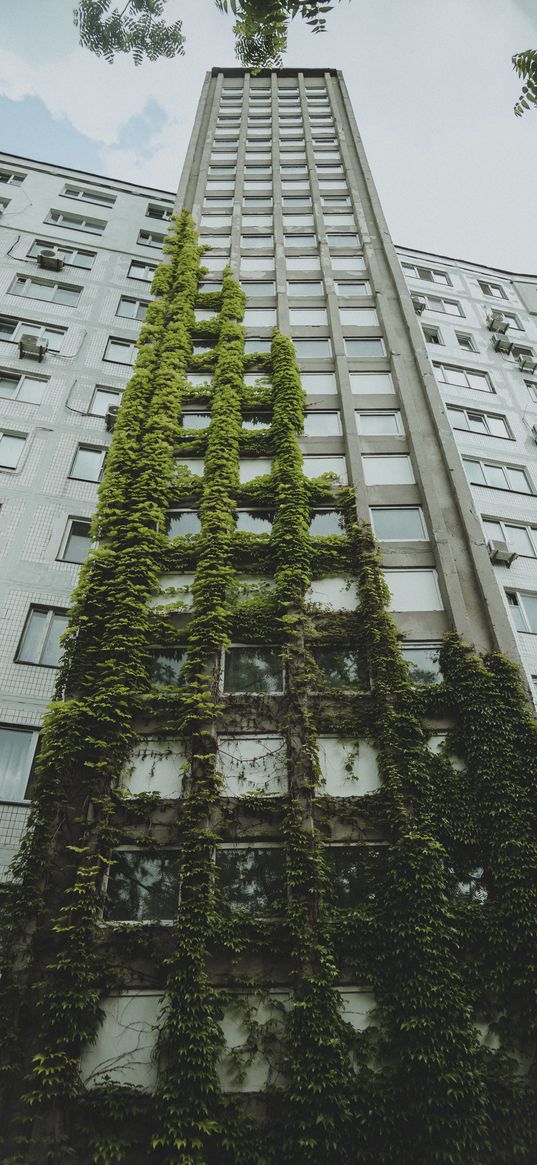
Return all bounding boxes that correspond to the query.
[0,69,536,889]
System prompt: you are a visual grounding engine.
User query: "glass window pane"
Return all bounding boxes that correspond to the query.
[105,851,180,920]
[484,464,507,488]
[507,593,526,633]
[345,339,385,357]
[0,433,25,469]
[236,511,272,534]
[371,508,426,540]
[303,456,347,482]
[303,411,341,437]
[313,648,361,689]
[167,511,201,537]
[522,594,537,633]
[63,520,91,563]
[504,525,534,555]
[150,650,186,687]
[17,610,47,663]
[309,510,345,536]
[0,375,19,398]
[217,847,285,913]
[294,339,332,358]
[41,614,69,667]
[0,726,36,799]
[362,456,414,485]
[357,413,400,435]
[18,377,45,405]
[401,645,442,685]
[300,372,337,394]
[90,388,122,416]
[505,467,530,492]
[71,447,103,481]
[182,413,210,429]
[224,647,283,694]
[463,459,486,486]
[327,845,386,907]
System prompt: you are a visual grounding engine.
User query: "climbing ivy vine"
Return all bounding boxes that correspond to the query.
[1,212,537,1165]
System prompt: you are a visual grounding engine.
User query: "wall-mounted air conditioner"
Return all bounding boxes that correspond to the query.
[487,311,508,333]
[105,404,120,431]
[38,248,64,272]
[18,334,48,362]
[492,333,513,354]
[488,540,517,566]
[518,353,537,375]
[411,295,426,315]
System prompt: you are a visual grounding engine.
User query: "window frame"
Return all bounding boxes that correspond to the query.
[15,605,69,668]
[69,444,107,483]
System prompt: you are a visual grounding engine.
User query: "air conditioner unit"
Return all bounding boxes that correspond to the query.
[492,333,513,355]
[488,539,517,566]
[411,295,426,315]
[37,248,64,272]
[487,311,508,333]
[105,403,120,431]
[18,333,48,362]
[518,353,537,374]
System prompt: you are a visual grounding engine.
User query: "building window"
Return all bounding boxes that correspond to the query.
[241,235,274,251]
[0,316,65,352]
[384,569,443,612]
[335,280,371,297]
[149,650,186,687]
[356,411,403,435]
[507,591,537,634]
[285,257,322,273]
[0,725,38,800]
[303,411,342,437]
[303,456,347,483]
[27,239,95,269]
[287,281,324,297]
[216,845,285,914]
[401,643,442,685]
[242,281,276,297]
[525,380,537,403]
[9,275,81,308]
[69,445,106,482]
[312,647,362,689]
[328,234,360,249]
[235,510,272,534]
[243,308,277,327]
[146,203,172,220]
[45,210,105,235]
[483,519,537,557]
[350,372,394,394]
[370,506,427,540]
[499,311,523,331]
[309,510,345,536]
[137,230,165,249]
[456,333,477,352]
[104,850,180,921]
[116,296,148,321]
[447,406,511,438]
[0,371,46,405]
[0,169,25,186]
[182,412,210,429]
[289,308,328,326]
[362,454,415,485]
[293,338,332,358]
[89,385,123,417]
[422,295,463,316]
[326,844,387,907]
[401,262,451,286]
[16,606,69,667]
[423,325,443,345]
[61,184,115,207]
[433,363,492,392]
[128,259,157,282]
[223,647,284,695]
[344,338,385,357]
[463,458,531,493]
[478,280,507,299]
[0,431,26,469]
[104,337,136,365]
[167,510,201,537]
[59,518,92,564]
[298,372,337,394]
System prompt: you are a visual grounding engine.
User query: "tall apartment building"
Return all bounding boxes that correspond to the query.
[1,68,537,1164]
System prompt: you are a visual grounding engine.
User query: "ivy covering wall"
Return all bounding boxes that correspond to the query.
[1,212,537,1164]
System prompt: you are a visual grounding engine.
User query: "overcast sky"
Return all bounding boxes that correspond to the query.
[0,0,536,271]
